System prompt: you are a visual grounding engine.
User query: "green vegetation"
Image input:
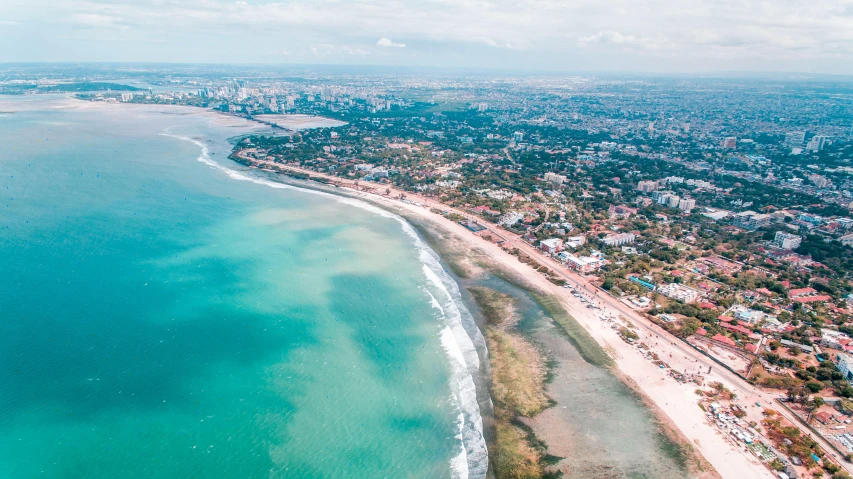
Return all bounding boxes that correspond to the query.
[3,82,141,94]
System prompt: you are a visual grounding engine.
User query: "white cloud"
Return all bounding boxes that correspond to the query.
[68,13,127,29]
[376,37,405,48]
[4,0,853,72]
[578,30,668,50]
[311,44,371,57]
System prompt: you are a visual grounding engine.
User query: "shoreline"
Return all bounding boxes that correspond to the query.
[51,97,772,478]
[231,156,778,479]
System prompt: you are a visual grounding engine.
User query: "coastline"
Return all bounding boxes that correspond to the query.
[165,129,491,479]
[231,156,779,479]
[49,97,769,477]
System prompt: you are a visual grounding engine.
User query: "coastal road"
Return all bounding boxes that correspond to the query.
[494,230,853,474]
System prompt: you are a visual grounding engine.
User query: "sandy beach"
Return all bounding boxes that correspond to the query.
[253,114,347,130]
[239,158,780,479]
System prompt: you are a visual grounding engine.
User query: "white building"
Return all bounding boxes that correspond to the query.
[658,283,701,303]
[678,198,696,213]
[821,329,850,350]
[498,212,525,227]
[539,238,563,254]
[807,135,830,152]
[603,233,636,246]
[564,254,604,273]
[544,172,567,186]
[666,194,681,209]
[774,231,802,250]
[637,180,658,193]
[837,353,853,384]
[564,235,586,249]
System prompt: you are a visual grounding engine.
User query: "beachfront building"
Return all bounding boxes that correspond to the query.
[564,254,604,274]
[498,211,525,227]
[539,238,564,254]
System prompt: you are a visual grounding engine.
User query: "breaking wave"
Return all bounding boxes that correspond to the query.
[162,132,489,479]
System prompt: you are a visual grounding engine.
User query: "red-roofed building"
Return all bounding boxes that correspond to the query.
[789,287,818,299]
[814,411,833,425]
[794,295,832,304]
[696,328,708,336]
[745,343,758,353]
[719,322,761,340]
[711,334,736,347]
[698,302,717,309]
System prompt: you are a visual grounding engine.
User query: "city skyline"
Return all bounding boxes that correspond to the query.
[3,0,853,75]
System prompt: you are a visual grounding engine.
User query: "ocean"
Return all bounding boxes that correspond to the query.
[0,96,487,478]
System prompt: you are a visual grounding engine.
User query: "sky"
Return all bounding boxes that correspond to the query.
[2,0,853,74]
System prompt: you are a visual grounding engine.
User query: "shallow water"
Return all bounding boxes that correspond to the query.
[0,96,486,478]
[472,276,689,479]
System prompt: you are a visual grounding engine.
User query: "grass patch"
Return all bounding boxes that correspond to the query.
[493,420,545,479]
[489,329,549,417]
[531,292,614,368]
[469,286,517,327]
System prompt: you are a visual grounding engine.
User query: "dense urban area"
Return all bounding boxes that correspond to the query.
[6,64,853,479]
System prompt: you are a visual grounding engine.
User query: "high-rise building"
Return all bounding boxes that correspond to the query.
[678,198,696,213]
[655,192,680,208]
[636,180,658,193]
[837,353,853,384]
[544,172,566,186]
[513,131,524,142]
[666,195,681,208]
[722,137,737,149]
[807,135,830,151]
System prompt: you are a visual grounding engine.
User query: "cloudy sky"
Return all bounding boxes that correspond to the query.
[2,0,853,74]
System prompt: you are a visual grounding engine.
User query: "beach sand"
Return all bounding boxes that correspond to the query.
[242,161,776,479]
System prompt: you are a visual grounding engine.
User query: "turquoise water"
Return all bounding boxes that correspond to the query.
[0,97,486,478]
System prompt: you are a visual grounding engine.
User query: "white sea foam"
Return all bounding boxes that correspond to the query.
[164,131,489,479]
